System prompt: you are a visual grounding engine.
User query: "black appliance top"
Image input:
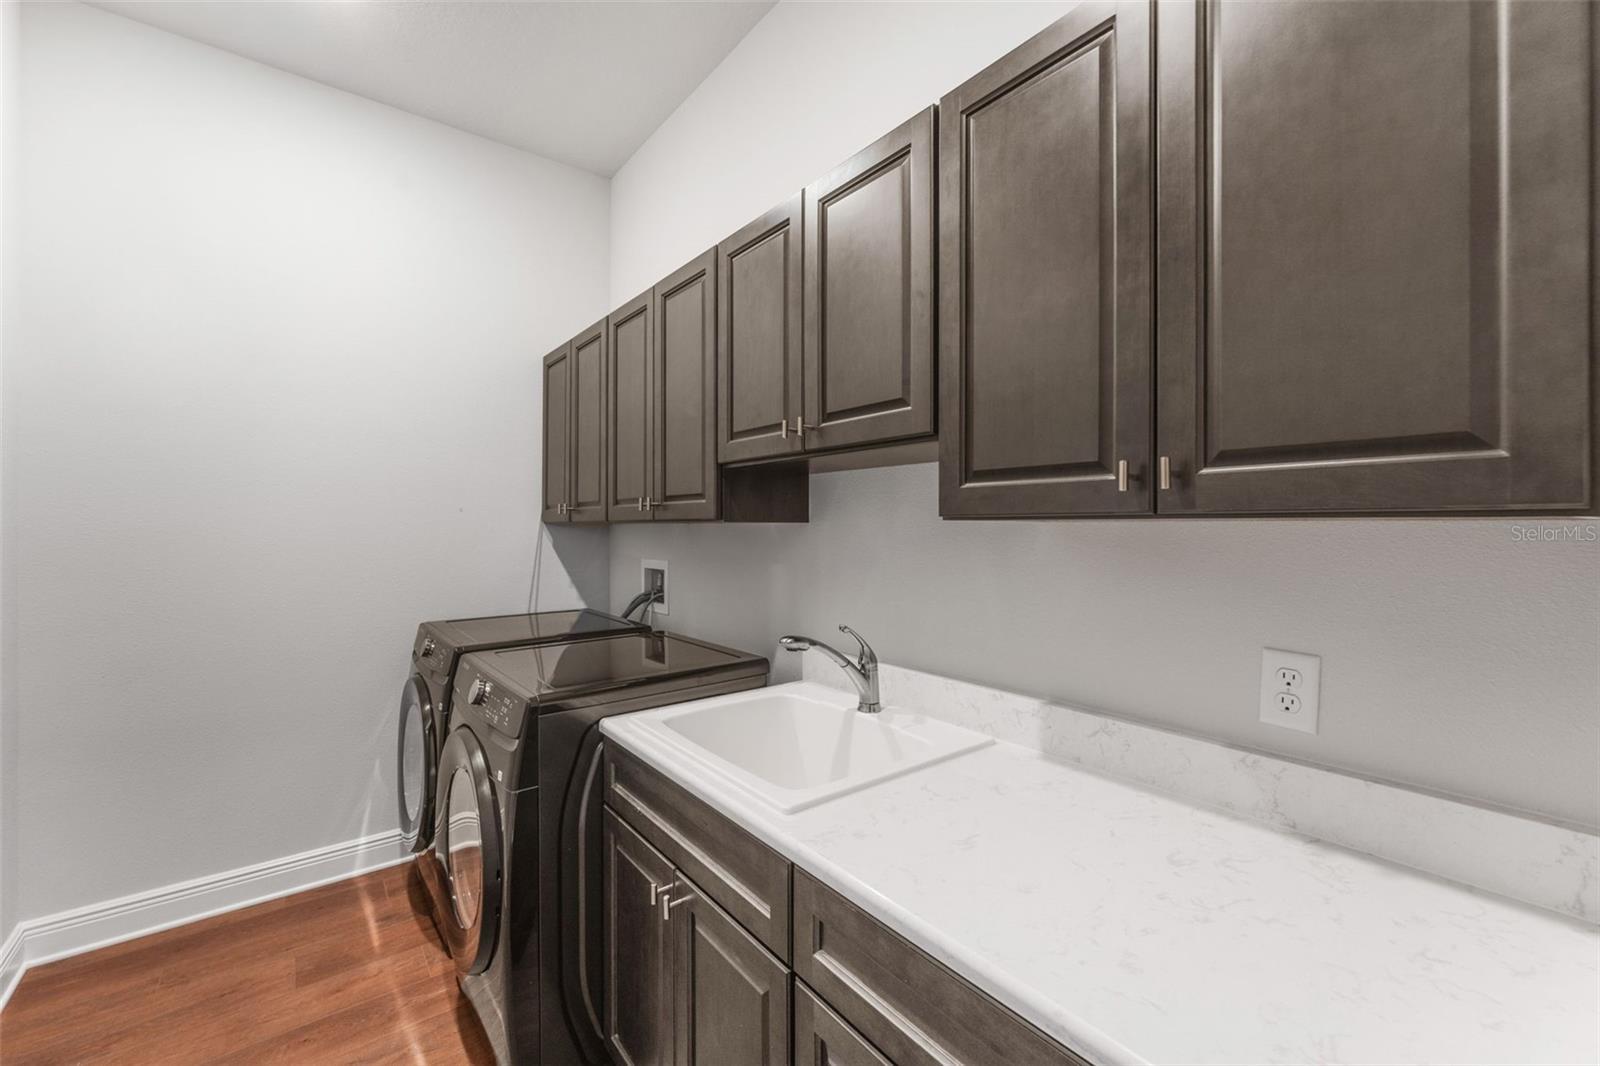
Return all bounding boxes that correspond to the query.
[473,631,765,706]
[451,632,767,742]
[420,609,644,657]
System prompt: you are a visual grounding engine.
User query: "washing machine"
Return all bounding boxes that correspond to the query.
[396,609,646,855]
[419,630,767,1065]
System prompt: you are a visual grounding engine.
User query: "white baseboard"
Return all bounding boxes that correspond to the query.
[0,829,408,1014]
[0,923,24,1013]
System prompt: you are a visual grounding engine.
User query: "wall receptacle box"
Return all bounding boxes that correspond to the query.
[642,558,668,616]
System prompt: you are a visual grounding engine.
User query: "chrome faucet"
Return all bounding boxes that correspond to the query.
[779,625,880,713]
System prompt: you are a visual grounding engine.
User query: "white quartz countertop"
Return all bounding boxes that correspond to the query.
[601,682,1600,1066]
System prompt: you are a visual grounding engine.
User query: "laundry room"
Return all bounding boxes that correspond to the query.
[0,1,1596,1064]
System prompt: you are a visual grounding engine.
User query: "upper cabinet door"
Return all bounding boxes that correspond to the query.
[802,107,936,452]
[654,249,720,521]
[569,318,610,524]
[1156,0,1595,515]
[608,290,655,523]
[938,2,1154,517]
[542,342,571,523]
[718,197,806,465]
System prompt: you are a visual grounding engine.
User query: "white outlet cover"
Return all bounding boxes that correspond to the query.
[1259,648,1321,734]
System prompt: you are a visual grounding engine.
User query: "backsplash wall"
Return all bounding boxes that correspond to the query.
[612,464,1599,829]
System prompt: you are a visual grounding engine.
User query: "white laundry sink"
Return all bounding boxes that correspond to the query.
[628,682,992,812]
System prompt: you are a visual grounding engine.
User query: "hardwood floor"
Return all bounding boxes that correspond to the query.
[0,862,495,1065]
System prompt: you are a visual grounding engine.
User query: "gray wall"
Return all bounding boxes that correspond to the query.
[0,0,19,948]
[7,2,611,923]
[612,464,1600,828]
[603,2,1597,831]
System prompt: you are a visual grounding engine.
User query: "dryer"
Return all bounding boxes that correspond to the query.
[396,610,646,854]
[420,631,767,1065]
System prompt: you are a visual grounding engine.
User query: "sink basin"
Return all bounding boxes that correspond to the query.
[630,682,992,812]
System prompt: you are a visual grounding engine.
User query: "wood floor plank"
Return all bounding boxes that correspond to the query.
[0,863,493,1065]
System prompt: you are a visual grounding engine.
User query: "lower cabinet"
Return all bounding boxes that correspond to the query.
[794,983,891,1066]
[602,748,1088,1066]
[603,807,790,1066]
[671,877,790,1066]
[603,809,674,1066]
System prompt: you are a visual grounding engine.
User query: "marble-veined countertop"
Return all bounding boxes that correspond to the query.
[601,681,1600,1066]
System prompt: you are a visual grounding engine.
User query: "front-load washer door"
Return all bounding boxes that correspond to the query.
[397,674,438,853]
[433,727,503,976]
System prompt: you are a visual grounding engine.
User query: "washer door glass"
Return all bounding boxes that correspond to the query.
[445,764,483,928]
[429,725,501,975]
[396,675,435,851]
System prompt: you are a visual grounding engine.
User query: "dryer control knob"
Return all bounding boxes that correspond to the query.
[469,679,492,706]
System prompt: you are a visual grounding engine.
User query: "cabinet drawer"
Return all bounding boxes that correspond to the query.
[792,871,1086,1066]
[604,743,791,961]
[795,980,891,1066]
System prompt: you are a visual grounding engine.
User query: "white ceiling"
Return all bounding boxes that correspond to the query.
[88,0,776,175]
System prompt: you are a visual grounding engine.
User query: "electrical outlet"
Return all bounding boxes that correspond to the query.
[1259,648,1320,734]
[642,558,669,617]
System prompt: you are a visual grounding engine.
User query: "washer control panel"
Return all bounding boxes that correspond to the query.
[454,665,524,737]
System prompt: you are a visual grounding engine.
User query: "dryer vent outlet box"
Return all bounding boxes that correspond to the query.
[642,559,668,616]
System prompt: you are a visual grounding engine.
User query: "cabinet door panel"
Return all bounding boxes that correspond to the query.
[1156,0,1594,513]
[794,982,891,1066]
[605,810,675,1066]
[542,343,571,523]
[570,319,610,523]
[655,249,720,520]
[719,197,806,464]
[671,879,789,1066]
[939,3,1152,517]
[803,107,936,451]
[609,291,654,522]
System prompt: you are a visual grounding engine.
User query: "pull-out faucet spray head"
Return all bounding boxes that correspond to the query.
[777,626,880,713]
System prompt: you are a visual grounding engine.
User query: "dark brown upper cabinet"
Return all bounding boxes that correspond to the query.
[1154,0,1595,515]
[802,107,937,452]
[718,196,806,465]
[542,322,609,525]
[608,250,721,522]
[938,2,1154,518]
[568,318,610,523]
[541,342,572,523]
[607,289,655,522]
[653,250,721,520]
